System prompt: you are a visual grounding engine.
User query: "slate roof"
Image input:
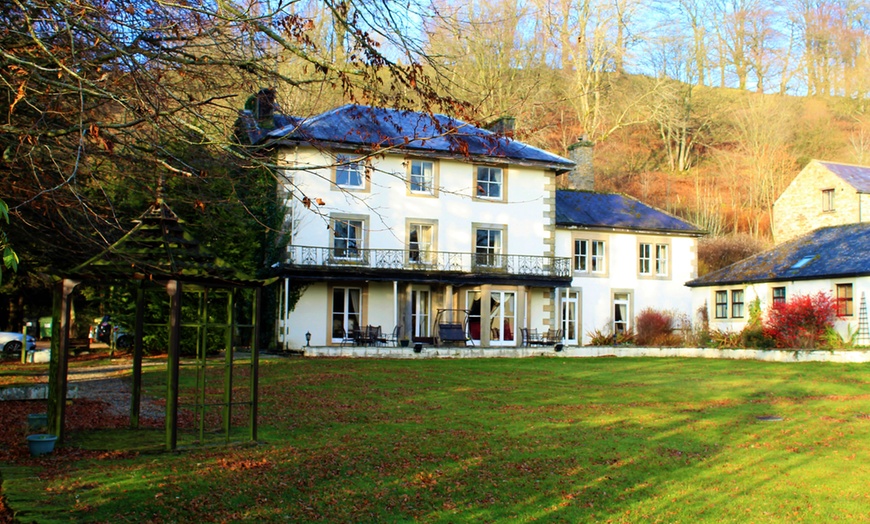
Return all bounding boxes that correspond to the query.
[819,161,870,193]
[250,104,573,169]
[686,222,870,287]
[556,191,703,234]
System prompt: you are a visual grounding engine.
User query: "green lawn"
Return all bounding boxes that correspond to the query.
[2,357,870,522]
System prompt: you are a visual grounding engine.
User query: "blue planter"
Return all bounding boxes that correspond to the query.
[26,434,58,457]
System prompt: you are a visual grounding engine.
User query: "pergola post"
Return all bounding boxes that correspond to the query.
[47,278,79,442]
[130,283,145,429]
[250,286,261,442]
[166,279,182,451]
[223,290,235,442]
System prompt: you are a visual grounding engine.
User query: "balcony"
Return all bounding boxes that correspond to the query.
[280,245,571,283]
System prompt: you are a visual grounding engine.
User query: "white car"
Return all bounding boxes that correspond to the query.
[0,332,37,356]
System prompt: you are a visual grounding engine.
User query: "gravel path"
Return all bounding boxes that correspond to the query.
[67,362,166,419]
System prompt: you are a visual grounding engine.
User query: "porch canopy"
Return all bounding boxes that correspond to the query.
[49,200,267,450]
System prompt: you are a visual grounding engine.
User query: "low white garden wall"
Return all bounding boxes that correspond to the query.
[303,345,870,363]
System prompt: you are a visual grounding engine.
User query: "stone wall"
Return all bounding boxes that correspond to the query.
[301,345,870,362]
[772,161,864,244]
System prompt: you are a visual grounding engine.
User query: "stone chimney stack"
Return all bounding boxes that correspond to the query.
[566,137,594,191]
[487,116,516,137]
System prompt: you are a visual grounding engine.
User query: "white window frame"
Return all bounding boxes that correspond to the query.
[408,220,436,265]
[639,243,652,275]
[655,244,669,276]
[573,236,607,276]
[822,188,835,212]
[332,215,366,260]
[409,159,436,195]
[335,154,365,189]
[475,165,504,200]
[473,225,505,268]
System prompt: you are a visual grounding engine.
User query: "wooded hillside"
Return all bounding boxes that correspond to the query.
[276,0,869,238]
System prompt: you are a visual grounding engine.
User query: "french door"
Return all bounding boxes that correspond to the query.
[411,289,431,338]
[561,289,580,345]
[331,287,362,342]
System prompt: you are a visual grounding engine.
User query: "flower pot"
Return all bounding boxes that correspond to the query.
[27,413,48,431]
[26,434,58,457]
[400,340,410,348]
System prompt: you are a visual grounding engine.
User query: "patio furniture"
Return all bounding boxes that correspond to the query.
[381,325,401,347]
[438,323,468,346]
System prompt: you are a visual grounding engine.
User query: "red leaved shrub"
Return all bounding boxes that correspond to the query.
[635,308,678,346]
[763,292,838,349]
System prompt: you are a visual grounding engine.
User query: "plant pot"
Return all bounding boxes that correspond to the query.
[27,413,48,431]
[400,340,410,348]
[26,434,58,457]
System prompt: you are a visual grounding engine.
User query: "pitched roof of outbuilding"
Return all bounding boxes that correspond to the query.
[818,161,870,193]
[249,104,573,169]
[686,222,870,287]
[556,191,703,234]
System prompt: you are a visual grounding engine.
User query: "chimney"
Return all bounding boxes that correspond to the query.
[244,88,278,123]
[566,136,594,191]
[486,116,515,137]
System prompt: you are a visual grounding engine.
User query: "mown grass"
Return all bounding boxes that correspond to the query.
[3,357,870,523]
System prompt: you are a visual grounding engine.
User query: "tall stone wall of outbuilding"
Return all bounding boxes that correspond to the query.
[772,161,864,244]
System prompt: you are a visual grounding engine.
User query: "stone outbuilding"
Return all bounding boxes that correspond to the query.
[773,160,870,244]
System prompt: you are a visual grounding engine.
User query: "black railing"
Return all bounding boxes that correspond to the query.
[285,246,571,277]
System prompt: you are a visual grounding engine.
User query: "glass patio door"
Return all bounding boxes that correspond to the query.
[489,291,516,345]
[561,289,580,345]
[411,289,431,338]
[331,287,361,342]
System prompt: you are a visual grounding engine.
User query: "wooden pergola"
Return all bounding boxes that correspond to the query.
[48,201,267,450]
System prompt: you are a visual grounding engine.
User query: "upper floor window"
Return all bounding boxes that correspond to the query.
[409,222,435,264]
[639,243,651,274]
[655,244,668,276]
[332,217,365,259]
[335,154,365,189]
[474,226,504,267]
[836,283,853,316]
[476,166,503,200]
[409,160,435,195]
[772,286,786,305]
[574,239,606,274]
[822,188,835,212]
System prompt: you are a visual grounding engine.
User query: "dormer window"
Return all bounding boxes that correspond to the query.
[822,189,834,212]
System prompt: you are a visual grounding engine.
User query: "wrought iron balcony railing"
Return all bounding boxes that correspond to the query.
[285,245,571,278]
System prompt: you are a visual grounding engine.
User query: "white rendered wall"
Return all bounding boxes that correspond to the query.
[279,146,556,348]
[692,278,870,340]
[556,229,698,345]
[281,148,550,256]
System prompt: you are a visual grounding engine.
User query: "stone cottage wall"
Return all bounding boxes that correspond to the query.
[772,161,863,244]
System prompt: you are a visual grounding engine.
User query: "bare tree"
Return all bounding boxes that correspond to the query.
[0,0,464,270]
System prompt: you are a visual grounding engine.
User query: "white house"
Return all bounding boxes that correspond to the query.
[244,101,703,349]
[555,190,703,345]
[686,223,870,340]
[250,104,574,348]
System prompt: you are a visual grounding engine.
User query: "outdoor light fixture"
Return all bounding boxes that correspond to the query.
[305,331,311,347]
